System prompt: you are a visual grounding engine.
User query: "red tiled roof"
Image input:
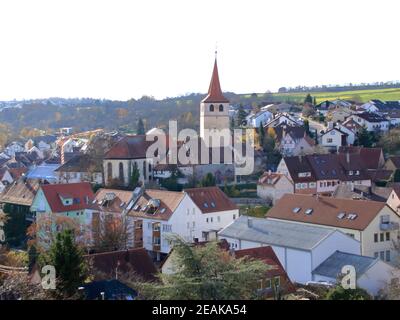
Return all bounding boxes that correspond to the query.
[85,248,157,281]
[127,189,185,221]
[94,188,134,214]
[235,246,295,293]
[338,146,383,170]
[104,135,154,160]
[184,186,238,214]
[8,167,28,180]
[41,182,98,213]
[268,193,386,231]
[202,58,229,103]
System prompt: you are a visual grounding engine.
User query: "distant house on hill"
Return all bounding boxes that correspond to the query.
[271,125,315,156]
[55,154,103,184]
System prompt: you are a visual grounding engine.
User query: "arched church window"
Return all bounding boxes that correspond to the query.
[219,104,224,112]
[119,162,124,184]
[209,104,214,112]
[107,162,113,182]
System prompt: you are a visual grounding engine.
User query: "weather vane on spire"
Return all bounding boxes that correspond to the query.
[215,42,218,58]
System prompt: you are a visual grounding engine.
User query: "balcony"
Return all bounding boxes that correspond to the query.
[380,222,400,231]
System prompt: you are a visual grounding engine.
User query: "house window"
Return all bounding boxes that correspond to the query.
[217,216,221,223]
[380,251,385,260]
[209,104,214,112]
[386,232,390,241]
[210,217,213,223]
[206,218,209,223]
[386,250,391,262]
[374,252,379,258]
[380,233,384,242]
[233,214,236,220]
[374,233,378,243]
[327,138,333,143]
[273,276,281,288]
[192,221,195,228]
[192,208,195,215]
[219,104,224,112]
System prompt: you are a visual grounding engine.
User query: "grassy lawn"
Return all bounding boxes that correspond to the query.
[241,88,400,104]
[239,205,270,218]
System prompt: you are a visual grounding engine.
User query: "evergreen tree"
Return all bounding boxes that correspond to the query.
[236,105,247,127]
[259,122,265,146]
[304,94,313,104]
[40,229,88,298]
[303,119,310,136]
[135,239,268,300]
[200,173,216,187]
[129,162,140,189]
[137,118,145,135]
[313,96,317,106]
[355,126,374,147]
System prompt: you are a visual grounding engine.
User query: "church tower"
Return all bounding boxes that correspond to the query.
[200,55,230,144]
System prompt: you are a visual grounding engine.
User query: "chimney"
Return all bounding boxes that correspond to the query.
[247,217,253,228]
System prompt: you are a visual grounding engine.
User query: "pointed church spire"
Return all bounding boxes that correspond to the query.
[202,54,229,103]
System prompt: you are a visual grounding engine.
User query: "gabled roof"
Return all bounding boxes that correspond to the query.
[127,189,185,221]
[354,112,388,123]
[55,154,100,173]
[267,194,386,231]
[202,58,229,103]
[273,126,307,142]
[338,146,383,170]
[258,171,291,187]
[32,135,57,145]
[40,182,98,213]
[104,135,155,160]
[283,155,316,183]
[184,186,238,214]
[0,178,42,206]
[94,188,134,214]
[388,156,400,169]
[86,248,157,282]
[312,251,378,279]
[219,215,338,251]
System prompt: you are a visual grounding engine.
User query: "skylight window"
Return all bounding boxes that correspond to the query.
[337,212,346,219]
[160,208,166,214]
[211,202,216,208]
[204,202,209,208]
[305,208,313,215]
[119,202,126,207]
[292,207,301,213]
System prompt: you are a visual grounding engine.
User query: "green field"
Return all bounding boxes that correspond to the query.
[241,88,400,104]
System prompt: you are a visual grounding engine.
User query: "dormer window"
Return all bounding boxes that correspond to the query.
[349,171,353,176]
[209,104,214,112]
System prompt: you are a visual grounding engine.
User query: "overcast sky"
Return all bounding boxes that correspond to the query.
[0,0,399,101]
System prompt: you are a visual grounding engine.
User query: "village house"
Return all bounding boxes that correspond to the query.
[246,110,273,128]
[25,135,57,153]
[270,125,315,156]
[277,152,372,195]
[263,113,302,129]
[327,108,353,123]
[55,154,103,184]
[386,185,400,215]
[267,194,400,263]
[347,112,390,132]
[30,182,100,247]
[125,186,239,261]
[257,171,293,204]
[312,250,398,297]
[320,127,349,152]
[342,117,363,134]
[218,215,360,284]
[4,142,25,157]
[0,178,42,245]
[0,168,14,193]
